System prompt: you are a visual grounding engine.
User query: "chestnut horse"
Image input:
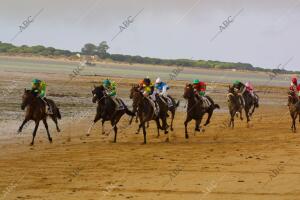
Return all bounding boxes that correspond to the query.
[18,89,61,145]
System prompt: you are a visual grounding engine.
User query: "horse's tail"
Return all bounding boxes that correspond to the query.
[176,100,180,108]
[125,108,135,117]
[214,104,220,109]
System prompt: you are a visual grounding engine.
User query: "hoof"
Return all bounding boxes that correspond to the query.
[185,134,189,139]
[49,138,53,143]
[57,129,61,133]
[195,128,200,132]
[30,142,34,146]
[86,134,90,137]
[170,127,174,131]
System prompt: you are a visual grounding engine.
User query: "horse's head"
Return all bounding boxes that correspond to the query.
[288,91,298,105]
[130,85,143,108]
[183,83,194,99]
[21,89,35,110]
[92,85,105,103]
[228,85,236,94]
[129,84,140,99]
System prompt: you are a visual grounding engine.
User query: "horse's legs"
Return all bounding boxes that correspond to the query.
[111,120,118,143]
[204,109,213,126]
[245,106,250,123]
[195,118,201,132]
[42,118,52,143]
[147,121,149,128]
[155,118,160,138]
[50,115,60,132]
[142,122,147,144]
[30,121,40,146]
[229,110,235,128]
[170,109,175,131]
[249,105,256,117]
[18,118,30,133]
[184,116,193,139]
[87,113,101,136]
[239,108,243,121]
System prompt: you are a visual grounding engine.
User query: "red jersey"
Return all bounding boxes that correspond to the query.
[193,82,206,93]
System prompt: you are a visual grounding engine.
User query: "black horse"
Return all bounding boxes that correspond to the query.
[87,85,135,142]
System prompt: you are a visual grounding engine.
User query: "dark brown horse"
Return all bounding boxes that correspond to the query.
[87,85,135,142]
[18,89,61,145]
[288,91,300,132]
[183,84,220,138]
[241,89,259,122]
[157,95,180,131]
[129,84,180,131]
[227,86,243,128]
[130,85,169,144]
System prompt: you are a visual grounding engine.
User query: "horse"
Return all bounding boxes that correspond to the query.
[242,89,259,122]
[288,91,300,132]
[87,85,135,142]
[129,84,180,131]
[227,86,244,128]
[157,94,180,131]
[18,89,61,145]
[130,85,169,144]
[183,84,220,139]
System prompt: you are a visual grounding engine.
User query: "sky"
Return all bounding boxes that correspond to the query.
[0,0,299,70]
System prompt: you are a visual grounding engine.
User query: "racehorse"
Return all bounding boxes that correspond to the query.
[227,86,244,128]
[183,84,220,138]
[130,85,169,144]
[87,85,135,142]
[242,88,259,122]
[288,91,300,132]
[18,89,61,145]
[129,84,180,131]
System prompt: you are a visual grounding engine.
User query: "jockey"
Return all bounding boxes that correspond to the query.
[245,82,255,97]
[155,77,172,107]
[141,77,159,114]
[102,79,123,110]
[192,79,211,107]
[193,79,206,97]
[232,80,245,107]
[289,77,300,98]
[31,79,52,114]
[233,80,246,94]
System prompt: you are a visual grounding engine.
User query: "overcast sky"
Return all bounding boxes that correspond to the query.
[1,0,299,70]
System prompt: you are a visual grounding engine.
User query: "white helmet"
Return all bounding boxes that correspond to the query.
[156,77,162,84]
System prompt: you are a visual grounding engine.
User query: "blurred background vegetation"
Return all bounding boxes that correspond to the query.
[0,41,296,74]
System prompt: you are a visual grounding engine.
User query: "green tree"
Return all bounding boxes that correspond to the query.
[97,41,109,58]
[81,43,97,55]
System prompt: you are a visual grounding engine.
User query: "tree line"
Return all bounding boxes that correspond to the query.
[0,41,297,74]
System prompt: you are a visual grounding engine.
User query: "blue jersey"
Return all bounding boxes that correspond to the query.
[155,82,169,91]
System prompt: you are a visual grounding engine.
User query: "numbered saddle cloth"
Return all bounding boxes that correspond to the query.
[147,97,159,116]
[201,96,211,108]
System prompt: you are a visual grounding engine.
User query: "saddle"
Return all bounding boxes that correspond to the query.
[196,96,211,108]
[147,96,159,116]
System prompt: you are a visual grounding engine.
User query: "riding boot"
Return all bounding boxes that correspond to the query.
[43,97,53,115]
